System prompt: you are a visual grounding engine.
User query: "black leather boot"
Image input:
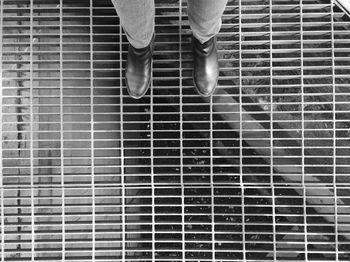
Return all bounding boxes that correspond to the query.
[193,36,219,97]
[125,35,154,99]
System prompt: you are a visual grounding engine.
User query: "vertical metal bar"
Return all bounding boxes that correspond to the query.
[300,0,307,258]
[59,1,66,259]
[90,0,96,260]
[269,0,276,260]
[330,1,339,261]
[118,11,126,262]
[29,0,35,260]
[210,44,215,262]
[0,0,4,259]
[209,3,216,259]
[238,0,246,260]
[179,0,185,260]
[150,16,155,262]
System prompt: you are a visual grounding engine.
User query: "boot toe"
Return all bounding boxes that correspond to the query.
[126,73,151,99]
[194,75,218,97]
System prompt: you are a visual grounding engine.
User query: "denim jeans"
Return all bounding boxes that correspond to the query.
[111,0,228,48]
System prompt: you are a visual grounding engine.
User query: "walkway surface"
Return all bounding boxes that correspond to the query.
[1,0,350,261]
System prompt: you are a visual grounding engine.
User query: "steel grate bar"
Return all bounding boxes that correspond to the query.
[268,1,277,261]
[300,0,308,258]
[28,0,34,260]
[89,0,96,260]
[117,3,125,262]
[238,1,247,261]
[331,1,337,261]
[178,1,185,261]
[1,0,350,261]
[59,2,65,260]
[0,0,3,260]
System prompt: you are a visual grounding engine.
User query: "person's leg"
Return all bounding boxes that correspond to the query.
[187,0,228,44]
[111,0,155,99]
[111,0,155,49]
[187,0,228,97]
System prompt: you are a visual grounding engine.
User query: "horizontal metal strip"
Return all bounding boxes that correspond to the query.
[3,184,346,190]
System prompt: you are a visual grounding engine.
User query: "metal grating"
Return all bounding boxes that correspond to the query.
[1,0,350,261]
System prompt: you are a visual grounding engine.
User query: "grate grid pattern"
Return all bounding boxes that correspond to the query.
[1,0,350,261]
